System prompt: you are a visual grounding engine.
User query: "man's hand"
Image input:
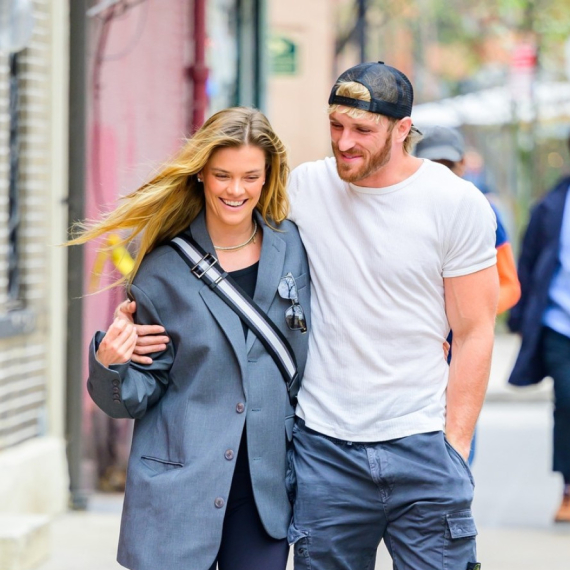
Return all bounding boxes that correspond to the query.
[115,300,170,365]
[445,436,472,463]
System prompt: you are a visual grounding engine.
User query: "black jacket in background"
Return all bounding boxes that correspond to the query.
[508,176,570,386]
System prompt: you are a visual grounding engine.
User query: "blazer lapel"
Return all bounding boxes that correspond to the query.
[187,211,248,382]
[246,212,287,352]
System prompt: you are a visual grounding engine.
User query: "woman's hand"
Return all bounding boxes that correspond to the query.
[96,318,138,368]
[115,300,170,365]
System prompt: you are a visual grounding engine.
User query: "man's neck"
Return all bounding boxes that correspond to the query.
[351,154,424,189]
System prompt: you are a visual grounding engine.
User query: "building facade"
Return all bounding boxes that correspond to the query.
[77,0,270,494]
[0,0,70,566]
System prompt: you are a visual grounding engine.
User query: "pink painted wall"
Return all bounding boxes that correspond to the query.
[82,0,192,460]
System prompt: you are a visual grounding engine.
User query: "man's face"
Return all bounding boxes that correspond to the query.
[329,110,394,184]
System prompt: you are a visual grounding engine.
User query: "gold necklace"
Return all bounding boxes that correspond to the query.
[213,220,258,252]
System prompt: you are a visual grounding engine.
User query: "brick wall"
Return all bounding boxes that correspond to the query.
[0,0,53,451]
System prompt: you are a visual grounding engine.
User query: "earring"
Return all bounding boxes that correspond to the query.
[197,176,202,182]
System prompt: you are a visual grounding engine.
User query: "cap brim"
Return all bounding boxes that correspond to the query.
[411,124,422,136]
[415,144,463,163]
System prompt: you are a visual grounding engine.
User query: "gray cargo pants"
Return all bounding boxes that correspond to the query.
[287,419,480,570]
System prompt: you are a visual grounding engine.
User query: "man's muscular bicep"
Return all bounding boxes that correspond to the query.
[444,266,499,337]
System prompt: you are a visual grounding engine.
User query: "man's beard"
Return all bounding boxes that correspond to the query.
[333,134,393,184]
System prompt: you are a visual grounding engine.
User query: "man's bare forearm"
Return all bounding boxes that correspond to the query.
[445,328,494,459]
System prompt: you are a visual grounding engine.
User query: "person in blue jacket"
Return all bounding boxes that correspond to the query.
[508,134,570,523]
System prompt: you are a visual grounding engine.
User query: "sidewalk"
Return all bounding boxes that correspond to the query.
[35,334,566,570]
[486,333,552,402]
[35,493,570,570]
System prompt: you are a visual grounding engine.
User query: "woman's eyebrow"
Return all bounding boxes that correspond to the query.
[210,167,264,174]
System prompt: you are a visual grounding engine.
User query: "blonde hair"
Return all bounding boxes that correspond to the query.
[328,81,422,153]
[69,107,289,285]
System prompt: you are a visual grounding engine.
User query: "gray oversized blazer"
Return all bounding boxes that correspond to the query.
[87,209,310,570]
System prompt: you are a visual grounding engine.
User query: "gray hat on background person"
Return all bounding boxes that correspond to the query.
[414,125,465,162]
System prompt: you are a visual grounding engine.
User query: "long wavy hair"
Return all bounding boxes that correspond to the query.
[70,107,289,285]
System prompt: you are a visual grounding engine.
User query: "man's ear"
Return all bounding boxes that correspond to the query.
[454,158,467,177]
[393,117,412,143]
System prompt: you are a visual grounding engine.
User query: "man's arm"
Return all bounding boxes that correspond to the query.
[444,265,499,460]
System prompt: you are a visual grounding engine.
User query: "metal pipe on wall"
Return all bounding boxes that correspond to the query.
[190,0,208,132]
[66,0,88,510]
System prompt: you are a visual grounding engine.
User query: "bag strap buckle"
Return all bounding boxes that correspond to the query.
[191,253,218,279]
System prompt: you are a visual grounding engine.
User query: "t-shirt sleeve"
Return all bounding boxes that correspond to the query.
[287,165,303,223]
[489,202,508,248]
[442,186,497,278]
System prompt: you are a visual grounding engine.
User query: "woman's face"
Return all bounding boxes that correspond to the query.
[201,145,266,232]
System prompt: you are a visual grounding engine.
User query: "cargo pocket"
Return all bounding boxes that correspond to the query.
[285,446,297,503]
[288,522,311,569]
[443,510,478,570]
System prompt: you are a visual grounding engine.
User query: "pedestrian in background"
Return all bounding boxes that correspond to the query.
[414,125,520,316]
[508,133,570,523]
[70,107,310,570]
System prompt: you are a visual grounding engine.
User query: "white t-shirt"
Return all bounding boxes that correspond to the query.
[288,157,497,442]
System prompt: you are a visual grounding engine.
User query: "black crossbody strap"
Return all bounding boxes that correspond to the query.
[170,235,300,403]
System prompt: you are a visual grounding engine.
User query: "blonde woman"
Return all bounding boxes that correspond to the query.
[74,107,310,570]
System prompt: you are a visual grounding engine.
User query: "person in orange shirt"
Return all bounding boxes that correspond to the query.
[415,126,521,315]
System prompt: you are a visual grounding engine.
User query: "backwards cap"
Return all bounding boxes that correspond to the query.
[328,61,414,119]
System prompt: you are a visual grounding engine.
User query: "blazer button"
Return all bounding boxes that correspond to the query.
[214,497,225,508]
[112,380,119,387]
[113,387,120,394]
[224,449,234,461]
[236,403,245,413]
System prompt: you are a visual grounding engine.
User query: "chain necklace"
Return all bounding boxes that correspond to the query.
[213,220,258,252]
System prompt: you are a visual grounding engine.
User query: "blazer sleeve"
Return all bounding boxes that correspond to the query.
[507,201,545,332]
[87,283,175,419]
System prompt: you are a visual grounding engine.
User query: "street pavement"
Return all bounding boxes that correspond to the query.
[36,334,569,570]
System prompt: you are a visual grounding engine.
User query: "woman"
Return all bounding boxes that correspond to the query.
[73,107,310,570]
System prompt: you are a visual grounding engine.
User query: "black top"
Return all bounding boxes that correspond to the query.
[227,261,260,480]
[228,262,259,338]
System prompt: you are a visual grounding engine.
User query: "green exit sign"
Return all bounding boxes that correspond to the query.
[269,36,299,75]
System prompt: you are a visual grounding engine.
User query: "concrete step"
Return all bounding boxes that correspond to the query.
[0,515,50,570]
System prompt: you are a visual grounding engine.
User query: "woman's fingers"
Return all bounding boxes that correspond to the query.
[114,300,136,322]
[97,319,138,366]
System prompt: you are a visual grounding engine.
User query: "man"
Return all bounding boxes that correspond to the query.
[122,62,498,568]
[507,134,570,523]
[414,125,520,315]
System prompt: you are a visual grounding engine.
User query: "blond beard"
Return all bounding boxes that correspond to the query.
[333,133,393,183]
